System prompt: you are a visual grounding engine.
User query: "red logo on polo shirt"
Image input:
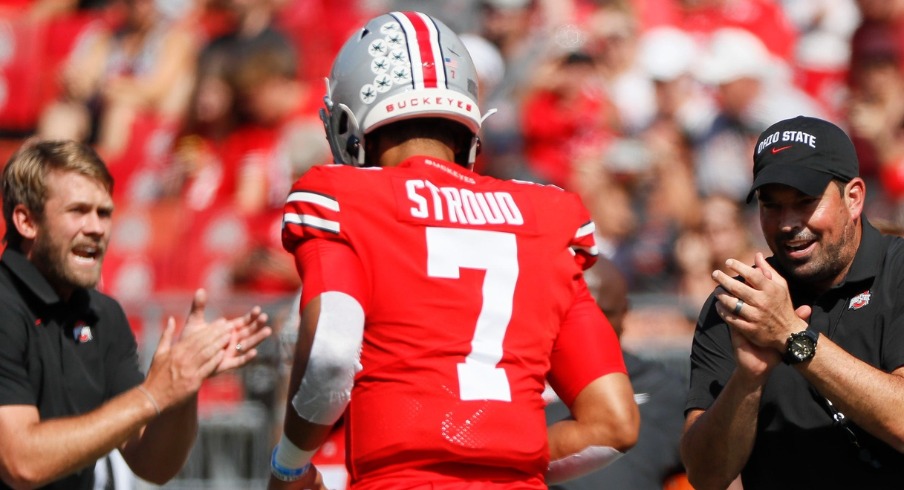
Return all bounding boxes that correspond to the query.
[73,321,94,343]
[849,291,871,310]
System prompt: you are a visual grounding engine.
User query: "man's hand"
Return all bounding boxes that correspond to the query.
[726,318,781,381]
[140,289,272,411]
[713,253,808,352]
[711,253,810,378]
[181,289,273,374]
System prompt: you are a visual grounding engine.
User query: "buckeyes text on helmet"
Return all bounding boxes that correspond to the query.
[320,11,485,166]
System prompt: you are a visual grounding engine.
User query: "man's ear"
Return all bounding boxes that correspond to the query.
[12,204,38,240]
[846,178,866,218]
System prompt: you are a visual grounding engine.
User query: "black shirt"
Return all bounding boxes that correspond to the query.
[0,249,144,489]
[687,219,904,489]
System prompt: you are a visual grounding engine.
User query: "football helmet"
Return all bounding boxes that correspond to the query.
[321,11,486,166]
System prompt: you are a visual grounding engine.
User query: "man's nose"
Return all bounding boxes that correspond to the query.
[776,208,803,232]
[82,211,109,236]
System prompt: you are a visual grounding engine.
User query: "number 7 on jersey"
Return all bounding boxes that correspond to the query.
[426,227,518,402]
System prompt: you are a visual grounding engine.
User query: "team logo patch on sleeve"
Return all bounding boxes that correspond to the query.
[848,290,871,310]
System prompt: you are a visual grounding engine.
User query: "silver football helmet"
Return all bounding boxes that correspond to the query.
[321,11,486,166]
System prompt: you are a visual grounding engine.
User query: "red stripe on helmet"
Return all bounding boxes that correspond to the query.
[400,11,439,88]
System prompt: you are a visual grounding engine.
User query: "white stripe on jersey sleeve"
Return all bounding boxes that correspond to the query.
[284,213,340,234]
[572,221,599,257]
[574,221,596,239]
[287,191,340,212]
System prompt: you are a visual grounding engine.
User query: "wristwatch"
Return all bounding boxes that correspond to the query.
[783,330,819,365]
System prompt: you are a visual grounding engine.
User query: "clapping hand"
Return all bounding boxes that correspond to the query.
[143,289,272,411]
[180,289,273,374]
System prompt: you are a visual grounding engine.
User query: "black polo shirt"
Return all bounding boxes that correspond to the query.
[687,218,904,489]
[0,249,144,489]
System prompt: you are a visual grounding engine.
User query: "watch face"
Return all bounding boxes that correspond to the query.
[787,331,818,364]
[791,337,815,360]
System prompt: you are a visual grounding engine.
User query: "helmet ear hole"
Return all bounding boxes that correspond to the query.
[345,136,361,158]
[338,112,349,135]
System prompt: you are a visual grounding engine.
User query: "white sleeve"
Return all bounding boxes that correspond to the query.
[291,291,365,425]
[546,446,624,484]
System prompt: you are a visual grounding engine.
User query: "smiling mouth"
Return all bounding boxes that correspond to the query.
[72,245,103,263]
[782,240,815,257]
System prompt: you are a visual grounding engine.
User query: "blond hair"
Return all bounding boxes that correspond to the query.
[2,139,113,249]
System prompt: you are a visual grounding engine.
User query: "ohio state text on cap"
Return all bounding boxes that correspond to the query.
[747,115,859,202]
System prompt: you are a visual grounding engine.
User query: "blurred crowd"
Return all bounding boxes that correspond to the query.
[1,0,904,349]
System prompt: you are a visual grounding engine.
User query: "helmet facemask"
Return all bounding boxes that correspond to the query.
[320,82,365,165]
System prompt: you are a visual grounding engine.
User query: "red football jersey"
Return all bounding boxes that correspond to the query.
[282,156,626,488]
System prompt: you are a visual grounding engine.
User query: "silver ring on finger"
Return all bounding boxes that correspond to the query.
[235,343,244,352]
[733,299,744,315]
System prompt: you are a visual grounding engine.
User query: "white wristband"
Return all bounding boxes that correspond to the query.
[270,434,315,482]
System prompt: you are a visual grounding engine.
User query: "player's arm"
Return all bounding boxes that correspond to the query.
[546,374,637,484]
[545,279,639,484]
[268,238,367,489]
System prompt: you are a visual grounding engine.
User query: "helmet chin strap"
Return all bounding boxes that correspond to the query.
[320,79,344,164]
[467,108,498,165]
[319,107,343,164]
[341,106,364,165]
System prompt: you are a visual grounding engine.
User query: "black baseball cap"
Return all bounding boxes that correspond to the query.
[747,116,859,202]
